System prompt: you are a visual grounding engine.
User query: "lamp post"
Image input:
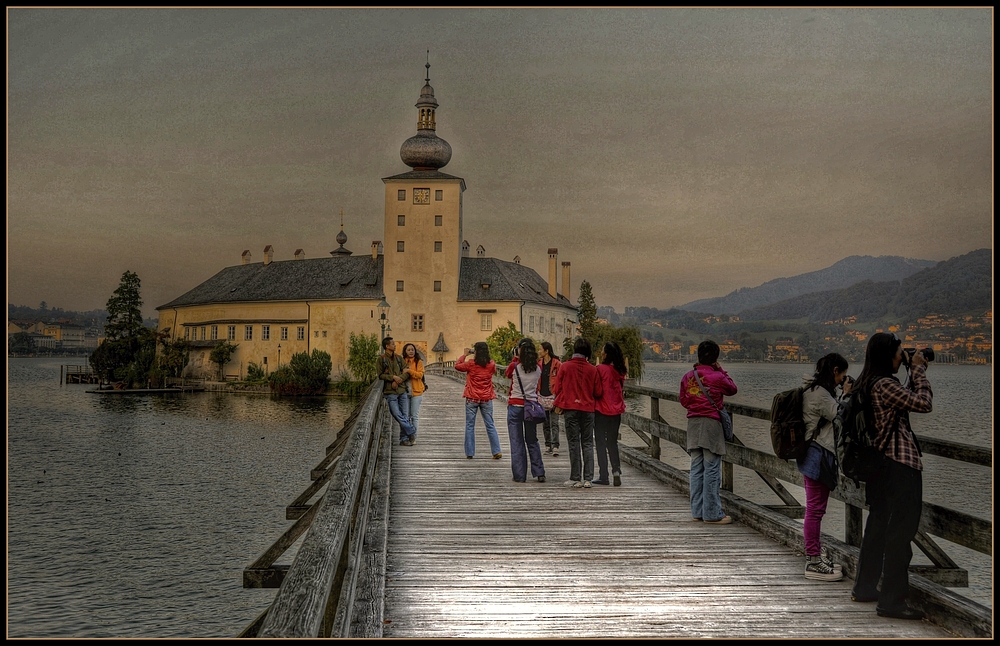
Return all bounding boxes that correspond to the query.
[277,344,281,369]
[377,295,391,341]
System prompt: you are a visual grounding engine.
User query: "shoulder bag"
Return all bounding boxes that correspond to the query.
[515,367,547,423]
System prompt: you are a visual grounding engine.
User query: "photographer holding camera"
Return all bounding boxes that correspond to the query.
[851,333,933,621]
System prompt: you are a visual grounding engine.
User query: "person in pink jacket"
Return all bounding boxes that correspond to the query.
[455,341,502,459]
[594,341,628,486]
[680,340,738,525]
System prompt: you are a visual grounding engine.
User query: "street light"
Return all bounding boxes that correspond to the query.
[277,343,281,368]
[377,295,391,341]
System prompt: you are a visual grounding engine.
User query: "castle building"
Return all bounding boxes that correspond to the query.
[156,61,578,379]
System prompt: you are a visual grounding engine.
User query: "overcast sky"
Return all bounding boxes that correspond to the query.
[7,8,993,317]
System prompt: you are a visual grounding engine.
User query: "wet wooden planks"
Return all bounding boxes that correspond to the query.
[383,373,952,638]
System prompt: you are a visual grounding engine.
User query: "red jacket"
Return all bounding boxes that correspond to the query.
[455,355,496,401]
[553,355,603,412]
[595,363,627,416]
[679,364,738,420]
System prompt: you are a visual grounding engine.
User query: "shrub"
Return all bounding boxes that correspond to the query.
[269,349,332,395]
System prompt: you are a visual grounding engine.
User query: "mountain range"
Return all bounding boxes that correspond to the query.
[681,255,939,315]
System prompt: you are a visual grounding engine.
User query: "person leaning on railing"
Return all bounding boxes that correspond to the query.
[850,332,932,621]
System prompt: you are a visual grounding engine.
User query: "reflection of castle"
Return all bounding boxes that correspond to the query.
[156,62,578,379]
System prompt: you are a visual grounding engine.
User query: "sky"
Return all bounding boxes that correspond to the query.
[7,8,994,318]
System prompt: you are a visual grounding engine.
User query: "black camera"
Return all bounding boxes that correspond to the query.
[902,347,934,366]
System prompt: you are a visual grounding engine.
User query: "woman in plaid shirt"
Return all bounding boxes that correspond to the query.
[850,332,932,621]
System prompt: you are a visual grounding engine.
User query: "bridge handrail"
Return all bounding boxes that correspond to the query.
[254,381,388,638]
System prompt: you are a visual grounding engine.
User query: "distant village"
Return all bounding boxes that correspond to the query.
[7,318,103,355]
[628,310,993,365]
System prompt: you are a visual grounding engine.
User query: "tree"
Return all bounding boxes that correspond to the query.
[105,271,144,345]
[347,332,380,383]
[592,323,645,382]
[577,280,598,342]
[486,321,522,364]
[91,270,148,384]
[269,349,333,395]
[158,338,189,378]
[9,331,35,355]
[210,340,239,379]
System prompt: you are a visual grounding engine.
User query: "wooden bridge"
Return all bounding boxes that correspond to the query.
[239,368,991,639]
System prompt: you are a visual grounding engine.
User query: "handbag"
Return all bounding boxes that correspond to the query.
[693,369,734,441]
[514,367,547,423]
[538,393,556,411]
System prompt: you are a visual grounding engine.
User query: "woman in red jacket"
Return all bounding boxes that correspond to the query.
[455,341,502,459]
[594,341,627,486]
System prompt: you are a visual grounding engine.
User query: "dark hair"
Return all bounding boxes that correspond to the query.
[602,341,627,376]
[697,340,720,365]
[381,336,394,350]
[473,341,491,368]
[518,339,538,372]
[540,341,555,357]
[402,343,422,365]
[856,332,902,395]
[573,337,592,359]
[808,352,848,396]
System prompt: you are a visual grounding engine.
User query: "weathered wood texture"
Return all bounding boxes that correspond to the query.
[383,374,954,638]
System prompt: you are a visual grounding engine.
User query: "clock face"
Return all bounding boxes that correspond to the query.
[413,188,431,205]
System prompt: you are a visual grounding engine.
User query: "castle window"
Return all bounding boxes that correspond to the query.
[315,331,319,338]
[398,190,405,201]
[412,314,424,332]
[435,215,442,226]
[398,215,405,226]
[551,317,555,334]
[297,327,304,341]
[245,325,253,341]
[280,327,288,341]
[200,326,206,340]
[211,325,218,340]
[435,190,443,201]
[481,313,492,331]
[434,241,442,252]
[322,331,327,338]
[396,280,404,292]
[397,241,405,252]
[434,281,441,292]
[529,316,535,333]
[184,327,190,340]
[262,325,270,341]
[539,318,544,334]
[228,325,236,341]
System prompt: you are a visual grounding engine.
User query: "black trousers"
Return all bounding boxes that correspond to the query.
[594,412,622,482]
[853,458,923,611]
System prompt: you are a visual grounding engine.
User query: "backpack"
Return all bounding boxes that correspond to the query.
[769,386,812,460]
[835,383,888,487]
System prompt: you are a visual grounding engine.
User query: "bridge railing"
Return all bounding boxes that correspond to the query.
[432,362,991,638]
[239,380,391,638]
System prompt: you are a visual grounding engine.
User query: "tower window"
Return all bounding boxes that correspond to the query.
[396,280,404,292]
[397,241,405,252]
[435,215,443,226]
[397,190,406,201]
[434,241,442,252]
[434,281,442,292]
[412,314,424,332]
[398,215,405,226]
[435,190,443,201]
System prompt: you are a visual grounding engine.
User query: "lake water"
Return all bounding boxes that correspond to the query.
[7,358,992,637]
[627,362,993,609]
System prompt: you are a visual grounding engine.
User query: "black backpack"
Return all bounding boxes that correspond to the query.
[769,386,812,460]
[835,383,888,486]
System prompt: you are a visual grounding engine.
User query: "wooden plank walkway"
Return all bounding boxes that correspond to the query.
[383,373,953,638]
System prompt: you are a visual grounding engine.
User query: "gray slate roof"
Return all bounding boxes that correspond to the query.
[156,256,384,310]
[381,169,467,190]
[458,257,573,308]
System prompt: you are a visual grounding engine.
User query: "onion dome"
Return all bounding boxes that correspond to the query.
[400,58,452,170]
[330,209,352,256]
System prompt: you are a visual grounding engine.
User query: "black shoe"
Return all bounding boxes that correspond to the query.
[613,473,621,486]
[592,480,610,485]
[537,476,546,483]
[876,606,924,620]
[851,592,878,603]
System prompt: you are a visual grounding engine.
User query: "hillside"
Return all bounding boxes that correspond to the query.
[737,249,991,323]
[680,255,937,314]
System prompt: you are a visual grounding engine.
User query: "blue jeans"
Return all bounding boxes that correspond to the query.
[465,400,501,457]
[689,447,723,521]
[409,394,423,436]
[563,410,595,482]
[385,393,416,441]
[507,405,545,481]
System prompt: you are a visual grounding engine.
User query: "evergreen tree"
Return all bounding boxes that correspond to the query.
[104,271,144,344]
[577,280,597,343]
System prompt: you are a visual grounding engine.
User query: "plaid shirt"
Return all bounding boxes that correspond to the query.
[870,365,932,471]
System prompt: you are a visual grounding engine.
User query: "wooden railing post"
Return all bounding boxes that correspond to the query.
[649,397,662,460]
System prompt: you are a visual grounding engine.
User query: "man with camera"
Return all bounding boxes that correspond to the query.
[851,333,933,620]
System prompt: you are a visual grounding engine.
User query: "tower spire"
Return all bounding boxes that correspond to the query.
[400,53,452,170]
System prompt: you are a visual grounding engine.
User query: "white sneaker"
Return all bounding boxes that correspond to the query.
[582,481,592,488]
[805,557,843,581]
[564,480,580,488]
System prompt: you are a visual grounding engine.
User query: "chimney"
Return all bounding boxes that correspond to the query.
[462,240,470,258]
[476,244,485,257]
[562,262,571,302]
[242,249,252,265]
[263,245,274,265]
[294,249,305,260]
[548,248,558,298]
[372,241,382,259]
